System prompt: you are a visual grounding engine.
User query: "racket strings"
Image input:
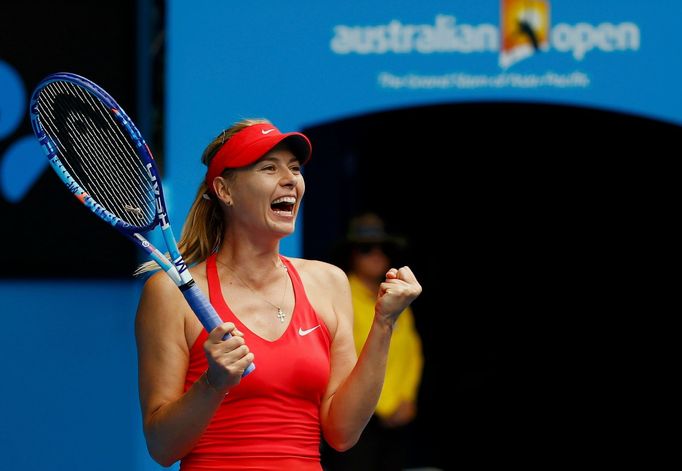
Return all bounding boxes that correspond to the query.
[38,84,154,226]
[43,88,147,217]
[45,81,154,224]
[36,81,156,228]
[58,82,154,216]
[66,82,153,193]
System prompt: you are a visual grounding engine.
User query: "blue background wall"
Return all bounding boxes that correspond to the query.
[1,1,680,469]
[165,0,682,242]
[0,282,158,469]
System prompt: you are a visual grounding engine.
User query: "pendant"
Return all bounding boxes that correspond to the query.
[277,308,286,323]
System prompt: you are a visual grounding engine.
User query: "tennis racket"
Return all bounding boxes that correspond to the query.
[29,72,254,375]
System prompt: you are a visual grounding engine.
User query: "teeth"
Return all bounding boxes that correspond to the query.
[272,196,296,204]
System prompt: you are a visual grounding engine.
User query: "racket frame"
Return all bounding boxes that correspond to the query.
[30,72,253,375]
[29,72,188,286]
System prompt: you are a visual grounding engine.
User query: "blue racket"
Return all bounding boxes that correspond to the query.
[29,72,254,375]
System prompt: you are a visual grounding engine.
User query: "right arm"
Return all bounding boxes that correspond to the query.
[135,272,253,466]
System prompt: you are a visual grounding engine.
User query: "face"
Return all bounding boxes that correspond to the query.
[351,244,391,280]
[221,146,305,237]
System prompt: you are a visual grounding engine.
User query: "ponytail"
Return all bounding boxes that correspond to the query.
[133,182,223,276]
[176,182,225,266]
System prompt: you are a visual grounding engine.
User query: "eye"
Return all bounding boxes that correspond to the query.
[289,164,302,174]
[260,164,276,172]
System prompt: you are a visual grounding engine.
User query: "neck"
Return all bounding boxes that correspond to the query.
[217,232,281,262]
[215,241,284,288]
[221,219,285,261]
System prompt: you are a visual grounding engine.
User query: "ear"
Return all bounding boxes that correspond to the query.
[212,176,233,206]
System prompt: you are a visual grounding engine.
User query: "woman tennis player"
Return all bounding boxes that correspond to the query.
[135,118,422,470]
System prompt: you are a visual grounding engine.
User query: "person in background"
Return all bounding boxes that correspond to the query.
[323,213,424,471]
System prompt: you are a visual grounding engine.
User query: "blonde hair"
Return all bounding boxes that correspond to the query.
[135,118,271,276]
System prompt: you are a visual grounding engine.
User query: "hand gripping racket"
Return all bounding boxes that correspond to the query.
[29,72,254,375]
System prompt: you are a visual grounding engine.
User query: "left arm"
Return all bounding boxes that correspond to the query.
[314,264,422,451]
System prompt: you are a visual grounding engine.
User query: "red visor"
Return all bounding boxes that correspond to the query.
[205,123,312,194]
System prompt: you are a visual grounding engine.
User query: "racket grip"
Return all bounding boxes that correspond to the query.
[182,283,255,376]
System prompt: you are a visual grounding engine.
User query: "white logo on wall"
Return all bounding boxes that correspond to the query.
[330,14,640,90]
[331,14,639,62]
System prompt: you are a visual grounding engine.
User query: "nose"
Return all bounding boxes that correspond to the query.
[279,167,297,187]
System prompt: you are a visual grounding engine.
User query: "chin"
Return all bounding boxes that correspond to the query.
[270,217,297,236]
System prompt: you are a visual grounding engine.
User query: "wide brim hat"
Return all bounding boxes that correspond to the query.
[344,213,406,248]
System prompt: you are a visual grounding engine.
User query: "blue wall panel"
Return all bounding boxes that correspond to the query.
[0,281,163,470]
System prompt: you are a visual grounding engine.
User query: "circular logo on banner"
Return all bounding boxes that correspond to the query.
[0,135,46,203]
[0,61,49,203]
[0,60,25,139]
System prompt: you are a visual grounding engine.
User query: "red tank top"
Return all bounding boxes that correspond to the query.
[180,254,332,471]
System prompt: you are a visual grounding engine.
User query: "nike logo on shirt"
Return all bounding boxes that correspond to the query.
[298,325,321,336]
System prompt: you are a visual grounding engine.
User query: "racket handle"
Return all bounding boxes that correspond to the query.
[182,283,255,376]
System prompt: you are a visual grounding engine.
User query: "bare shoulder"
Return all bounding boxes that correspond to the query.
[287,258,352,339]
[140,269,181,297]
[288,257,348,290]
[135,270,190,348]
[138,261,209,311]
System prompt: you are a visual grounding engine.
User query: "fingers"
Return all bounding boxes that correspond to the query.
[235,352,255,372]
[385,266,416,280]
[384,266,421,290]
[379,281,393,294]
[208,322,246,342]
[218,344,252,374]
[376,266,423,322]
[203,325,254,388]
[206,332,248,358]
[394,266,418,283]
[205,322,253,367]
[208,322,236,342]
[206,340,252,368]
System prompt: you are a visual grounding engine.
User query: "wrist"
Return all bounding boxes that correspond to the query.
[202,370,229,397]
[372,314,395,333]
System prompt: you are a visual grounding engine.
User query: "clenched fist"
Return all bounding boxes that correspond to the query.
[375,266,422,325]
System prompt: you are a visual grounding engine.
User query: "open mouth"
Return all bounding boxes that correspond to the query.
[271,196,296,216]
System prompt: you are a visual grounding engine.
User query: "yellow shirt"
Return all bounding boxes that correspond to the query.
[349,274,423,418]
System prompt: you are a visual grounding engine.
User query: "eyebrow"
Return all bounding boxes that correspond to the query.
[259,156,299,164]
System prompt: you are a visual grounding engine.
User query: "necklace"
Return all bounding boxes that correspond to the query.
[218,259,289,323]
